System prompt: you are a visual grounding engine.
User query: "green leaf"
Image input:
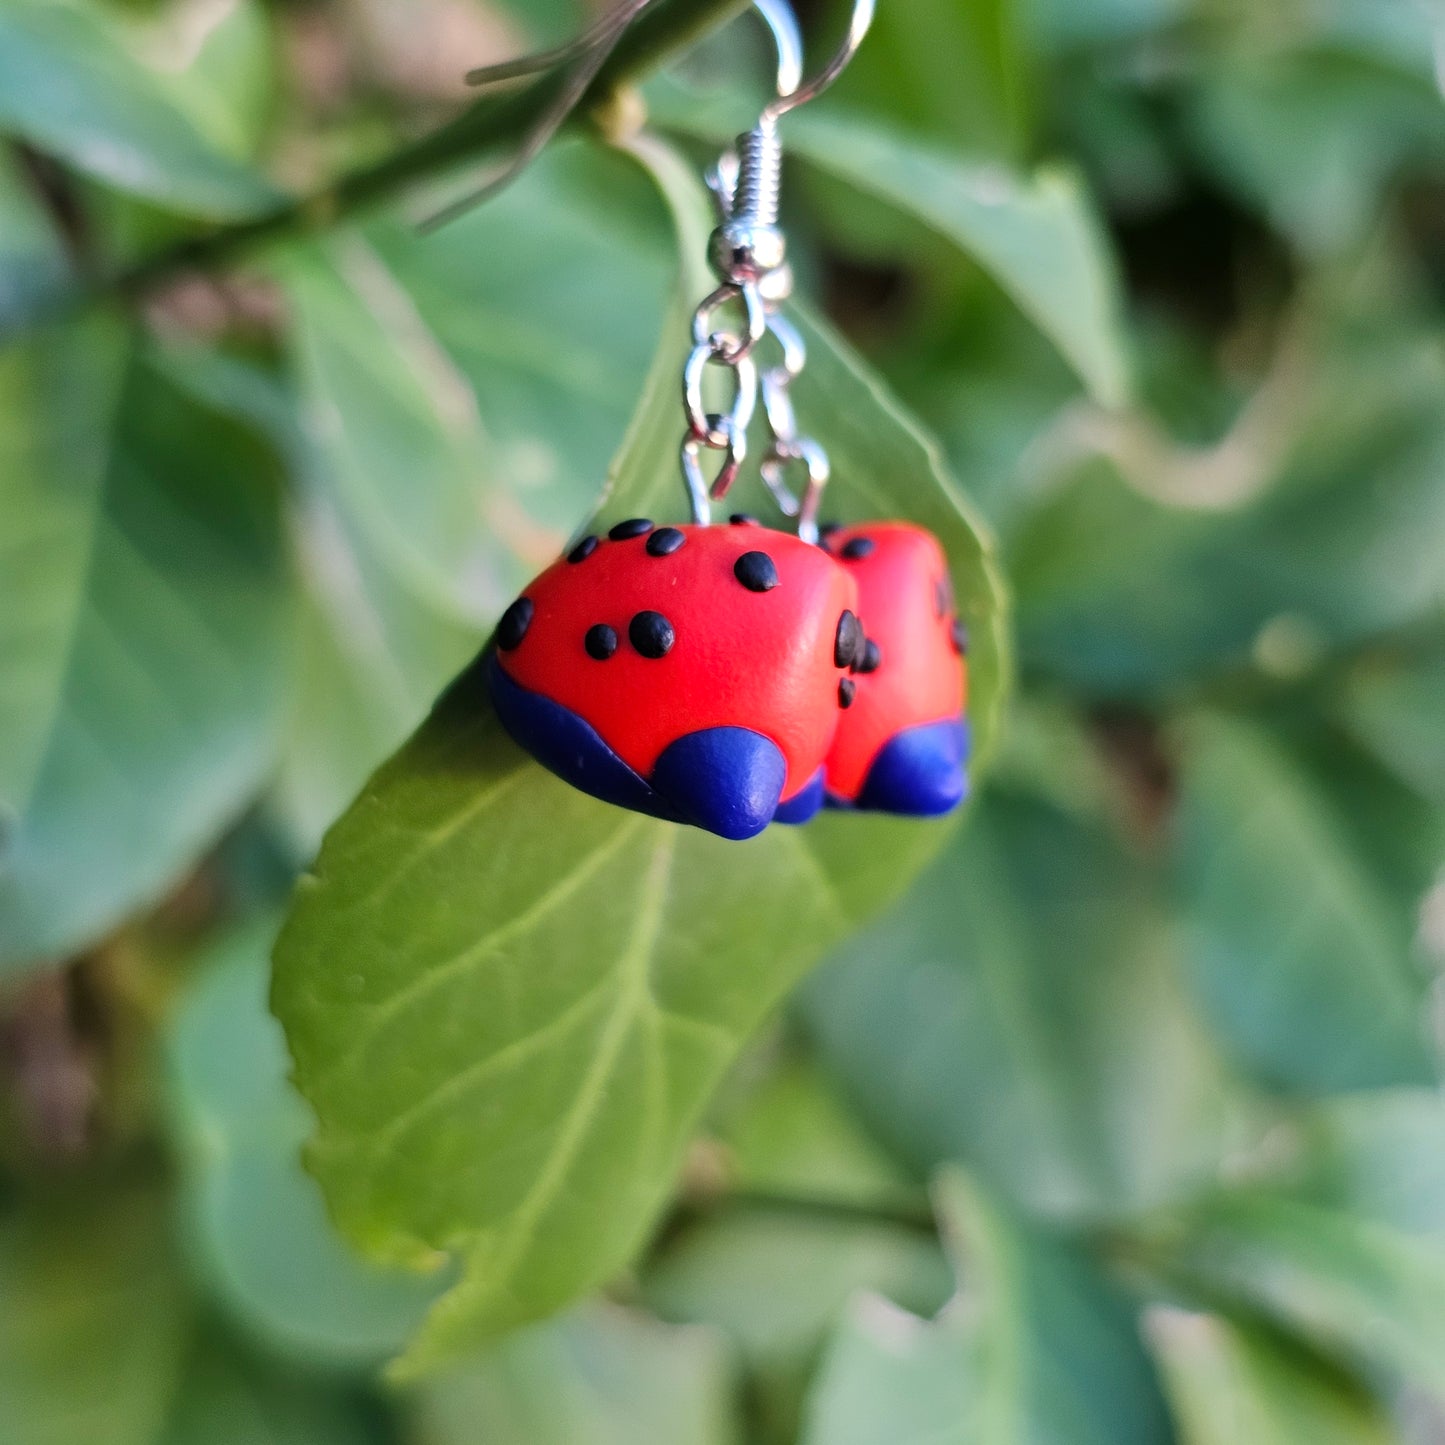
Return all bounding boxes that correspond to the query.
[1009,276,1445,698]
[1181,0,1433,75]
[280,146,671,626]
[655,92,1129,406]
[271,134,1008,1373]
[136,343,487,856]
[271,529,482,856]
[1008,463,1245,698]
[803,785,1255,1223]
[1307,0,1439,74]
[713,1055,916,1206]
[799,1171,1172,1445]
[0,151,66,328]
[645,1208,948,1445]
[838,0,1032,159]
[281,237,522,624]
[1142,1203,1445,1394]
[1186,50,1445,255]
[1173,712,1436,1093]
[0,1179,192,1445]
[167,919,444,1367]
[160,1334,385,1445]
[1280,724,1445,931]
[412,1304,740,1445]
[1300,1089,1445,1233]
[647,1055,942,1444]
[1134,1091,1445,1404]
[0,316,119,829]
[132,0,277,163]
[0,328,290,973]
[983,691,1120,822]
[1147,1309,1397,1445]
[1028,0,1187,48]
[787,113,1130,406]
[0,0,280,219]
[1012,439,1445,701]
[367,145,672,544]
[493,0,586,45]
[274,697,937,1375]
[644,1209,950,1380]
[1337,636,1445,807]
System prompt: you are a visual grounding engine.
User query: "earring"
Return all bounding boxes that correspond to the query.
[820,523,969,815]
[488,0,965,839]
[488,515,858,840]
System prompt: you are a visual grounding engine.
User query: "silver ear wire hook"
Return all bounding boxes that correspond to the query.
[705,0,800,220]
[680,0,874,537]
[765,0,875,119]
[708,0,872,299]
[708,0,875,302]
[753,0,805,103]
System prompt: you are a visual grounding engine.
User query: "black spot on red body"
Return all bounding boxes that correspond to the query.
[630,611,675,659]
[647,527,686,557]
[585,624,618,660]
[729,513,760,526]
[856,639,882,674]
[497,597,534,651]
[818,521,842,538]
[951,619,969,656]
[835,610,863,669]
[734,551,780,592]
[609,518,654,540]
[839,678,856,708]
[568,535,599,563]
[841,537,875,561]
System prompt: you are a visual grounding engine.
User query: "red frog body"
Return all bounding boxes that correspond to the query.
[488,517,861,840]
[821,522,968,816]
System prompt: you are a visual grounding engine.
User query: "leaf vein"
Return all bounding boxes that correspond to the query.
[316,816,647,1088]
[474,827,677,1286]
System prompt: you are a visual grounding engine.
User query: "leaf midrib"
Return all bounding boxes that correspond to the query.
[487,827,676,1258]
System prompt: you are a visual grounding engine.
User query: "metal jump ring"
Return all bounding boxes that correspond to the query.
[683,345,758,446]
[691,283,766,362]
[762,438,830,543]
[682,421,750,524]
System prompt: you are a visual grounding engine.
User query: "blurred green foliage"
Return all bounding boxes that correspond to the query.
[2,0,1445,1440]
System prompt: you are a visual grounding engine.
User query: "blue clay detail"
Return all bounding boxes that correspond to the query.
[856,717,969,816]
[829,718,970,817]
[488,657,788,840]
[651,727,787,841]
[487,655,677,823]
[774,769,826,826]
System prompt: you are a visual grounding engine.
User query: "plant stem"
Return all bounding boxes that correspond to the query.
[30,0,750,325]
